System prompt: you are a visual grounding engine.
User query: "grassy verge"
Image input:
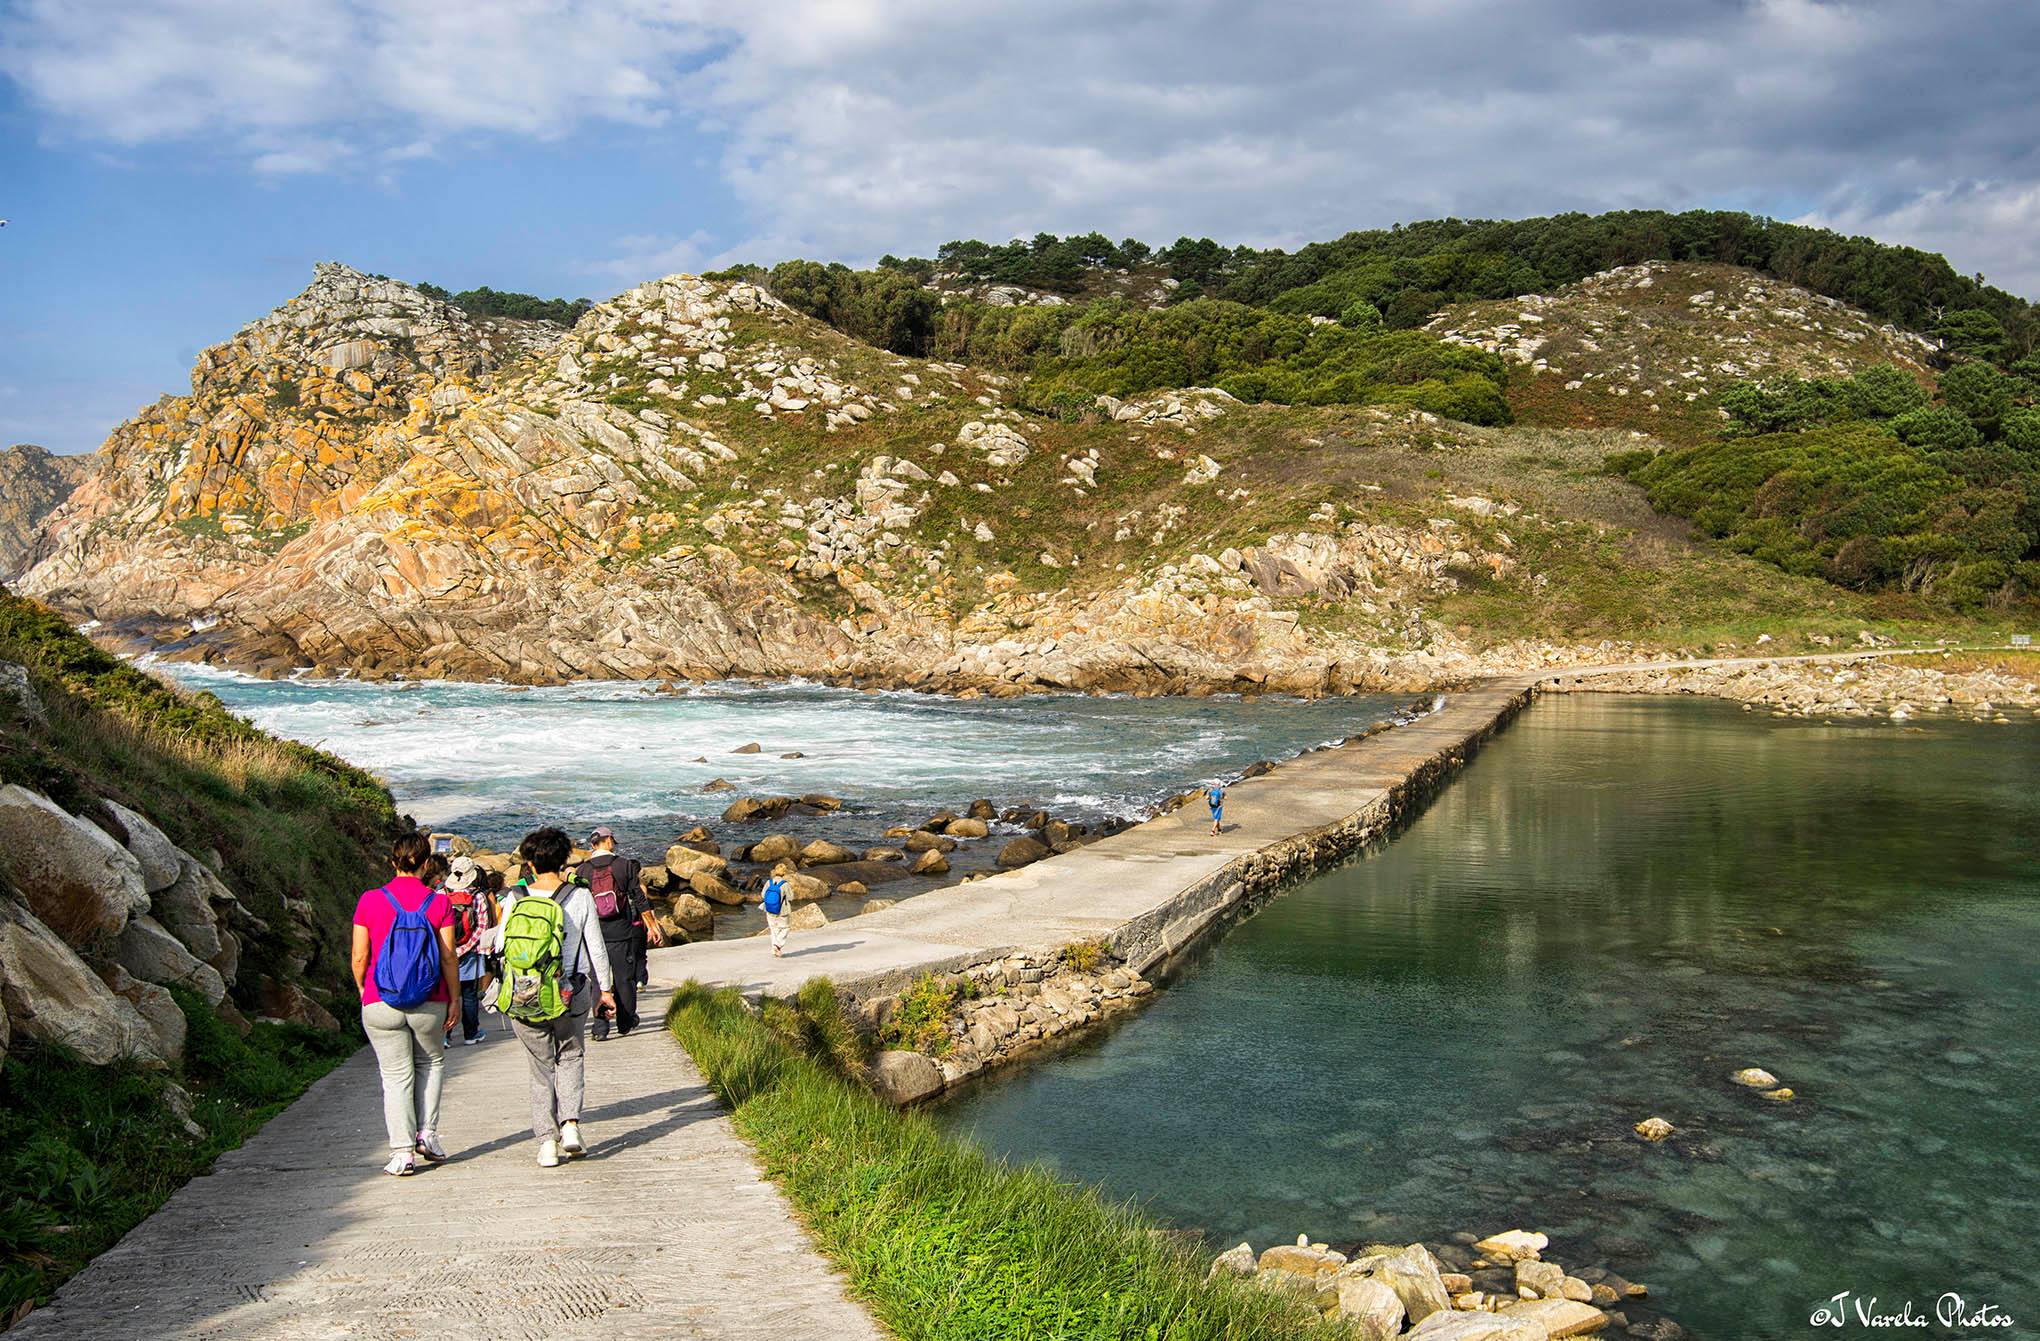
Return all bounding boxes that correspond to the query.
[667,980,1339,1340]
[0,591,395,991]
[0,992,358,1323]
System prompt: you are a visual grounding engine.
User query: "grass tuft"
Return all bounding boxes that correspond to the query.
[668,981,1341,1340]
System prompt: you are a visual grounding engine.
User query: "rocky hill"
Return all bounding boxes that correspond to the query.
[1429,261,1937,444]
[0,444,88,579]
[16,261,1972,691]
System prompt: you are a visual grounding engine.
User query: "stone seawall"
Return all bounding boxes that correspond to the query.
[650,678,1539,1098]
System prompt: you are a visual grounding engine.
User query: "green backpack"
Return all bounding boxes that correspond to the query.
[495,886,570,1022]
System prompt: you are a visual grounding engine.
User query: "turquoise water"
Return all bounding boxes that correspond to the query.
[940,695,2040,1339]
[157,662,1418,853]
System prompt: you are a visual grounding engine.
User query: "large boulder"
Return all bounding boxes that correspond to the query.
[1404,1313,1544,1340]
[903,831,956,854]
[256,978,341,1032]
[664,846,729,882]
[97,964,186,1064]
[1374,1244,1451,1326]
[0,785,150,945]
[151,854,232,972]
[746,834,800,865]
[1497,1299,1609,1338]
[115,915,228,1007]
[722,795,794,823]
[670,892,715,936]
[690,871,746,906]
[943,817,990,839]
[1335,1275,1406,1341]
[780,873,832,903]
[870,1049,942,1105]
[910,849,950,876]
[799,839,857,866]
[100,800,183,893]
[0,899,163,1066]
[787,903,829,931]
[997,835,1051,868]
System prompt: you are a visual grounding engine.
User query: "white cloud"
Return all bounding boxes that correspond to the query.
[6,0,2039,298]
[576,228,719,281]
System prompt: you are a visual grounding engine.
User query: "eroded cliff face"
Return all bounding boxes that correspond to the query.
[18,262,1927,693]
[0,445,88,579]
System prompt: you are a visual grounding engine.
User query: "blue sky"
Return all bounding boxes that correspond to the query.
[5,0,2038,456]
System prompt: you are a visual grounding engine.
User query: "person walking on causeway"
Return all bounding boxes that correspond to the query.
[580,826,663,1040]
[353,832,460,1177]
[496,827,615,1168]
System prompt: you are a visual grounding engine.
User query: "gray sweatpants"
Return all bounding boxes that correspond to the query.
[511,989,592,1141]
[362,1000,446,1150]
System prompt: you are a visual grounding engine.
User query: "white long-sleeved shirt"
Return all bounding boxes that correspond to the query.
[495,881,614,993]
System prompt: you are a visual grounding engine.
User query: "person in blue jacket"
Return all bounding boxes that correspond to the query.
[1206,784,1225,836]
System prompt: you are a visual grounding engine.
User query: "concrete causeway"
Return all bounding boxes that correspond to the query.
[647,677,1540,999]
[10,990,888,1341]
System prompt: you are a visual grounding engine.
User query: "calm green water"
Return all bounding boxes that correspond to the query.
[940,696,2040,1340]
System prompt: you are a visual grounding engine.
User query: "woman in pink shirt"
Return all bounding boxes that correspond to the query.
[352,832,460,1176]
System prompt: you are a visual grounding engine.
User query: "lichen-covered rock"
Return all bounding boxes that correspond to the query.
[0,899,162,1066]
[0,784,150,945]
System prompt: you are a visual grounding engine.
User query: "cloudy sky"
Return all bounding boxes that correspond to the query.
[4,0,2038,453]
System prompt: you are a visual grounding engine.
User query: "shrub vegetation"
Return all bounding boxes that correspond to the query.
[1628,360,2040,606]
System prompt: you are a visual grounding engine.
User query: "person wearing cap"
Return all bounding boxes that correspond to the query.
[580,826,662,1040]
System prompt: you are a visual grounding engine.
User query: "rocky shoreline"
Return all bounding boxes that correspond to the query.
[1549,648,2040,721]
[1212,1230,1679,1340]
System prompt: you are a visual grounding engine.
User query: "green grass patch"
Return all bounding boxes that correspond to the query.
[667,982,1338,1340]
[0,591,395,998]
[0,992,357,1322]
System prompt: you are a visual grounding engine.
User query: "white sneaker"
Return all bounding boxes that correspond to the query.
[466,1030,487,1046]
[559,1121,586,1157]
[537,1139,562,1168]
[414,1131,448,1163]
[383,1150,415,1177]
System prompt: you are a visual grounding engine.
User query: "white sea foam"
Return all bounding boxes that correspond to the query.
[158,663,1414,850]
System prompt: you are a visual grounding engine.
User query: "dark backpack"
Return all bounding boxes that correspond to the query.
[371,885,442,1008]
[587,859,623,919]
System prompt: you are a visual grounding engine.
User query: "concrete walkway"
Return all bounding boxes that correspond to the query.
[648,679,1535,1000]
[12,991,888,1341]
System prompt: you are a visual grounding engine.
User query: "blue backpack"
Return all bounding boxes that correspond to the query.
[1207,787,1224,811]
[372,885,442,1008]
[761,876,787,916]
